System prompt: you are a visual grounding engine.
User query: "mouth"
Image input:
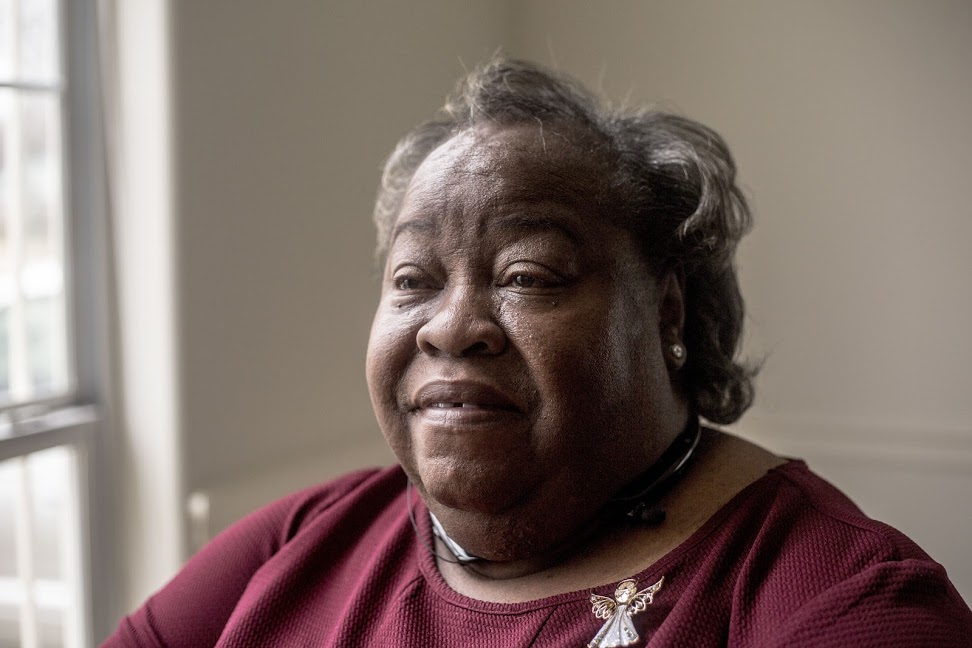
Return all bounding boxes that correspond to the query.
[412,380,520,415]
[426,402,504,410]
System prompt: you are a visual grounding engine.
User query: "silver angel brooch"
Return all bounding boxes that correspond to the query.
[587,576,664,648]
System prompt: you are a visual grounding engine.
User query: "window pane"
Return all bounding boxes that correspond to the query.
[17,0,59,85]
[0,0,13,82]
[0,453,17,648]
[0,312,8,398]
[0,0,59,86]
[0,88,67,405]
[30,447,72,648]
[0,446,81,648]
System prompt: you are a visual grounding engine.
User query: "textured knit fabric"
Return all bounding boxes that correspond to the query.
[104,461,972,647]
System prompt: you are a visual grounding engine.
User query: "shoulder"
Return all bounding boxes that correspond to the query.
[258,464,408,545]
[102,464,408,648]
[690,431,927,564]
[766,460,932,562]
[719,458,938,589]
[718,460,972,646]
[195,464,408,559]
[191,462,410,587]
[765,554,972,647]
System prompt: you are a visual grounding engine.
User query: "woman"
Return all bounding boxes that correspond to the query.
[105,59,972,647]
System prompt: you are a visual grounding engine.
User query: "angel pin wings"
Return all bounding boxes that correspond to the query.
[587,576,665,648]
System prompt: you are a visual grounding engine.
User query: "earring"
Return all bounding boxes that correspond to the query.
[670,343,686,362]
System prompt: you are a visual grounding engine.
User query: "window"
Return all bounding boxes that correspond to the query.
[0,0,68,407]
[0,1,102,646]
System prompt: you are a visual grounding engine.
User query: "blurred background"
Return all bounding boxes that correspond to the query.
[1,1,970,645]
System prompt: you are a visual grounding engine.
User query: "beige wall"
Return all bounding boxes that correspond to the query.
[109,0,510,619]
[125,0,972,614]
[171,1,509,489]
[507,0,972,600]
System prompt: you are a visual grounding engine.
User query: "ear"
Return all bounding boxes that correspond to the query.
[657,264,686,370]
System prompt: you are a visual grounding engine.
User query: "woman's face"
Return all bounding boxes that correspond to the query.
[366,122,686,560]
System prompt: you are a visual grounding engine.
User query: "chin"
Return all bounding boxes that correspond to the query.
[433,502,554,562]
[424,471,603,564]
[418,458,538,516]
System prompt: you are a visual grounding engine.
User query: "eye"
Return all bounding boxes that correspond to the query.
[512,274,537,288]
[395,276,425,291]
[391,265,437,293]
[498,263,566,292]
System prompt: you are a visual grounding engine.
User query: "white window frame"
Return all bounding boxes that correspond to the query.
[0,0,111,645]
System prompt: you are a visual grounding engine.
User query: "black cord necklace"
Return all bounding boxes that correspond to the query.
[609,416,702,526]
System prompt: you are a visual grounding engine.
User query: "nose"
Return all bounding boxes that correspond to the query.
[416,284,507,357]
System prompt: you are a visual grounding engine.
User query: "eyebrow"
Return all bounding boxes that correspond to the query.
[492,213,582,244]
[389,211,583,246]
[390,217,440,245]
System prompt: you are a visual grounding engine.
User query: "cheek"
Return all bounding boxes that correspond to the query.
[505,308,613,419]
[507,295,659,448]
[366,312,418,474]
[365,305,421,417]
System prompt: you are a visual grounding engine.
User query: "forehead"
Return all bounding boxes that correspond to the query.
[397,122,611,226]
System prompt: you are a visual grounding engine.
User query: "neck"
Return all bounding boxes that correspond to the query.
[432,428,785,604]
[428,416,702,581]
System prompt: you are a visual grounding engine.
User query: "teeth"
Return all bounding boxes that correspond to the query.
[430,402,473,408]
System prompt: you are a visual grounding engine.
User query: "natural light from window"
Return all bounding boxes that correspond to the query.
[0,1,86,647]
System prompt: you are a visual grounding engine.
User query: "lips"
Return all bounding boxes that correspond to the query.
[426,402,494,409]
[413,380,519,413]
[407,380,527,433]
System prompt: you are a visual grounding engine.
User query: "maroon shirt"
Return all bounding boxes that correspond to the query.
[105,461,972,646]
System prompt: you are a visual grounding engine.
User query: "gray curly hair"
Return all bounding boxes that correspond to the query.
[373,58,755,425]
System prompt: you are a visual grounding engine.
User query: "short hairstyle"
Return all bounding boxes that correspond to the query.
[373,58,755,424]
